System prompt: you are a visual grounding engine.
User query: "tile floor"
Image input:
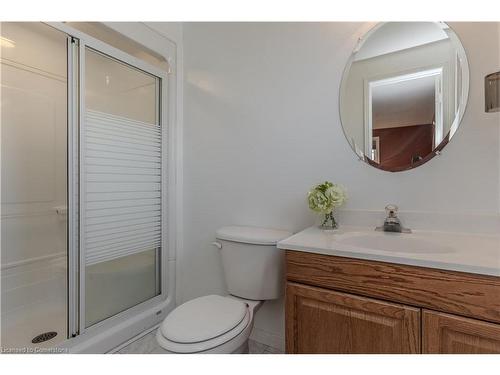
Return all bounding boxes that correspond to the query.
[248,339,284,354]
[116,330,284,354]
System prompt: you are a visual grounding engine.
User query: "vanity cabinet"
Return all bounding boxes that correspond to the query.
[286,282,420,353]
[285,250,500,354]
[423,310,500,354]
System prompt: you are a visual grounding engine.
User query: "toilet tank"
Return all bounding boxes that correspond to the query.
[216,226,292,301]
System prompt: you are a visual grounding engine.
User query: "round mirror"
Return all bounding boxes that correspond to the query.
[340,22,469,172]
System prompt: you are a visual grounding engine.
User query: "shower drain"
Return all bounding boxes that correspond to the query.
[32,331,58,344]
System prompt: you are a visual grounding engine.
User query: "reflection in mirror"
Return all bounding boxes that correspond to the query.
[340,22,469,172]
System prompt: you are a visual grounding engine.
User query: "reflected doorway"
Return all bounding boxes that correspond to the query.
[366,68,444,171]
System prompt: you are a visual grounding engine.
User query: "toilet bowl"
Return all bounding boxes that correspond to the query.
[156,226,292,354]
[156,295,262,353]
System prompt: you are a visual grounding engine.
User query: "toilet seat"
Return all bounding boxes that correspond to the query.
[157,295,252,353]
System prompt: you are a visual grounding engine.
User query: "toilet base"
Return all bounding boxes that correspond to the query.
[232,341,249,354]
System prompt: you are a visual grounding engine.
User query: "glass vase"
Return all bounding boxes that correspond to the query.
[319,211,338,231]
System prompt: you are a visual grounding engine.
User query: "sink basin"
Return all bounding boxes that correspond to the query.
[336,232,455,254]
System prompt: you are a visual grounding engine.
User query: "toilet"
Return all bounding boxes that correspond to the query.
[156,226,292,353]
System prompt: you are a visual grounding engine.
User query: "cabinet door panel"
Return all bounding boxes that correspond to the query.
[423,310,500,354]
[286,282,420,354]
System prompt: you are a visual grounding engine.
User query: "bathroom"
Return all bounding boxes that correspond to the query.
[1,0,500,373]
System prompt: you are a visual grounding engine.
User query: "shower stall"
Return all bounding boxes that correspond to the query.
[0,22,174,352]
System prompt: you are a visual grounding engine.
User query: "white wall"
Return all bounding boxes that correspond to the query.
[181,22,500,349]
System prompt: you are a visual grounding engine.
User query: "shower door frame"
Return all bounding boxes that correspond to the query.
[45,22,172,340]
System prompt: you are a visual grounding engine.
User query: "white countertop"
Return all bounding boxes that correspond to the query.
[277,226,500,277]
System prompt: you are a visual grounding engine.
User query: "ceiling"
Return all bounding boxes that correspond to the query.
[355,22,449,61]
[372,75,436,129]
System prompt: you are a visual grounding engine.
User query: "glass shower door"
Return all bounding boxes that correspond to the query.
[82,47,163,328]
[1,22,68,349]
[2,23,168,348]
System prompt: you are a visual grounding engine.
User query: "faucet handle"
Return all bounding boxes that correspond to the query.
[385,204,399,217]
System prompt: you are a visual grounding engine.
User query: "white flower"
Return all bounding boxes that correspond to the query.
[307,181,346,214]
[325,184,346,209]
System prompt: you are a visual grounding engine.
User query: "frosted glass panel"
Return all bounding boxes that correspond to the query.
[1,22,68,349]
[85,48,157,123]
[85,249,158,327]
[84,110,161,265]
[84,48,161,327]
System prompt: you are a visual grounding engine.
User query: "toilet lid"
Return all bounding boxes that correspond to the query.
[160,295,248,343]
[216,226,292,245]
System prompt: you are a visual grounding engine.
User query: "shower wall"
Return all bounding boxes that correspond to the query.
[1,22,68,348]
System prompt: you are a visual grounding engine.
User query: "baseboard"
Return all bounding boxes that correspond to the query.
[250,326,284,352]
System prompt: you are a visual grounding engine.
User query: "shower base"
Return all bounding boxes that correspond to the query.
[1,255,67,353]
[1,298,66,352]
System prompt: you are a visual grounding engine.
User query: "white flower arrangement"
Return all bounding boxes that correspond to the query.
[307,181,347,229]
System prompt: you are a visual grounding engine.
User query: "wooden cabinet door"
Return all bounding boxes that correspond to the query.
[423,310,500,354]
[286,282,421,354]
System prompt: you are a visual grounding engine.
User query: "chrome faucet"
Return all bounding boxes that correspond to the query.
[375,204,411,233]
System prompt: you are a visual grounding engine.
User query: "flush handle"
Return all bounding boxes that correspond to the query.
[211,241,222,249]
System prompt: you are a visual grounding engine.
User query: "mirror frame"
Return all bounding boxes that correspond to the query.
[339,22,470,172]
